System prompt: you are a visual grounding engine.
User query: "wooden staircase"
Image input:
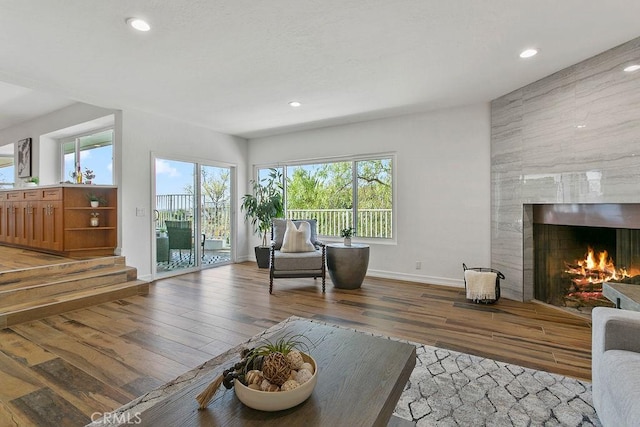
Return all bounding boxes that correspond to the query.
[0,256,149,328]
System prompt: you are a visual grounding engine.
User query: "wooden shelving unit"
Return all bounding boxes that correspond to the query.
[0,185,117,257]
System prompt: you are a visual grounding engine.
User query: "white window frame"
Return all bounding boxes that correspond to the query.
[59,127,114,184]
[255,152,396,243]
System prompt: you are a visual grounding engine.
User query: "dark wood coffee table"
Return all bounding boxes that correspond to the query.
[97,318,415,427]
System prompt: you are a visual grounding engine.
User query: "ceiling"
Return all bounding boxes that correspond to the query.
[1,1,639,139]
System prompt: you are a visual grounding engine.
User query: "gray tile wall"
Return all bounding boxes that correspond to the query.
[491,37,640,301]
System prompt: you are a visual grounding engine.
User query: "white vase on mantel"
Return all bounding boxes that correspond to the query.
[344,237,351,246]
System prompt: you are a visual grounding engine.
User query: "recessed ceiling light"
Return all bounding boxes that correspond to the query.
[576,124,587,129]
[126,18,151,32]
[624,64,640,73]
[288,101,301,107]
[519,48,538,59]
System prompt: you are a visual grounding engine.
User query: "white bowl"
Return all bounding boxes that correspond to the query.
[234,353,317,411]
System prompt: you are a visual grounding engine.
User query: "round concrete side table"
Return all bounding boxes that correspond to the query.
[326,243,370,289]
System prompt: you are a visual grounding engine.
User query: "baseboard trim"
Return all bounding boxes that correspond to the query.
[366,269,464,288]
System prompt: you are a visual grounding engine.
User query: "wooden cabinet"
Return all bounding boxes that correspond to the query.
[6,198,25,246]
[62,186,117,256]
[0,185,117,257]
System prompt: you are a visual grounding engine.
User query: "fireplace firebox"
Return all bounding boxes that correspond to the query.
[531,204,640,312]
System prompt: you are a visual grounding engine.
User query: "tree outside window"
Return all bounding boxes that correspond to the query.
[258,156,393,238]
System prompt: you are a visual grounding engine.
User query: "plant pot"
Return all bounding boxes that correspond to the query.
[25,182,38,187]
[90,217,99,227]
[255,246,271,269]
[90,201,99,208]
[344,237,351,246]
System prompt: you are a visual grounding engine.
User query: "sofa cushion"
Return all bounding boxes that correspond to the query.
[273,219,317,250]
[281,220,315,253]
[598,349,640,426]
[272,250,323,271]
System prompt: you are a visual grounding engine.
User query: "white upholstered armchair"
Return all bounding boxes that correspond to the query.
[269,219,326,294]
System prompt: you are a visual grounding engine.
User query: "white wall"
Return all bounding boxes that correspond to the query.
[0,103,249,281]
[0,103,117,186]
[248,104,491,287]
[0,100,489,288]
[120,109,248,279]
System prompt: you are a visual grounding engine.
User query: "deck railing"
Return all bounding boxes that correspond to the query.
[156,194,231,240]
[289,209,392,238]
[156,194,392,239]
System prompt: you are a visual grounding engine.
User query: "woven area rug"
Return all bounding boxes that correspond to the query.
[89,316,600,427]
[393,344,600,426]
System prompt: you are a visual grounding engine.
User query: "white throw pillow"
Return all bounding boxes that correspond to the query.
[281,220,315,253]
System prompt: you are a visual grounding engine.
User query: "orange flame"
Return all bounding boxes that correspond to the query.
[564,246,630,286]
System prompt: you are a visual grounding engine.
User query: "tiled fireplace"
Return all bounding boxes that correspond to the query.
[491,36,640,302]
[526,204,640,311]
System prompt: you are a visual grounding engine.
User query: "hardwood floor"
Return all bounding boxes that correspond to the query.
[0,262,592,426]
[0,246,74,270]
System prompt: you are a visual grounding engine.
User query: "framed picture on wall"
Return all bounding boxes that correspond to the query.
[17,137,32,178]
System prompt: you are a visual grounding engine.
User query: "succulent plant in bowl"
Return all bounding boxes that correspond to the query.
[196,334,316,411]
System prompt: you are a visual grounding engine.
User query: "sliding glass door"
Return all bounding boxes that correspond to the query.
[200,165,233,267]
[153,157,233,277]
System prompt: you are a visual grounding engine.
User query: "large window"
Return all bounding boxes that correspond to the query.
[0,156,14,189]
[258,156,393,239]
[0,143,14,188]
[62,129,113,185]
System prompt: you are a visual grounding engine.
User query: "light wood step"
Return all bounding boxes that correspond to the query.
[0,251,146,329]
[0,280,150,328]
[0,256,126,287]
[0,265,138,309]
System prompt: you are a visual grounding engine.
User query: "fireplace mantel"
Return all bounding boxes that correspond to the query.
[533,204,640,229]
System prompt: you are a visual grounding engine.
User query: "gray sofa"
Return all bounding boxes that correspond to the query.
[592,306,640,426]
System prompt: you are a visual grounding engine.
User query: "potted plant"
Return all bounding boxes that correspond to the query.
[90,212,100,227]
[84,168,96,184]
[241,168,284,268]
[341,227,354,246]
[25,176,39,187]
[86,192,107,208]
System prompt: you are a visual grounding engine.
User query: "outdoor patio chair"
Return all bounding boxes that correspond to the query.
[166,220,193,262]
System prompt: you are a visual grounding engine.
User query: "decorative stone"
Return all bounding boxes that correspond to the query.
[260,379,279,392]
[295,368,313,385]
[300,362,314,374]
[246,370,263,385]
[281,379,300,391]
[287,350,304,370]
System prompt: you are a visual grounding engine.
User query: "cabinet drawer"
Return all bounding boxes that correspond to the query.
[6,192,21,200]
[23,190,40,200]
[0,193,6,201]
[41,188,62,200]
